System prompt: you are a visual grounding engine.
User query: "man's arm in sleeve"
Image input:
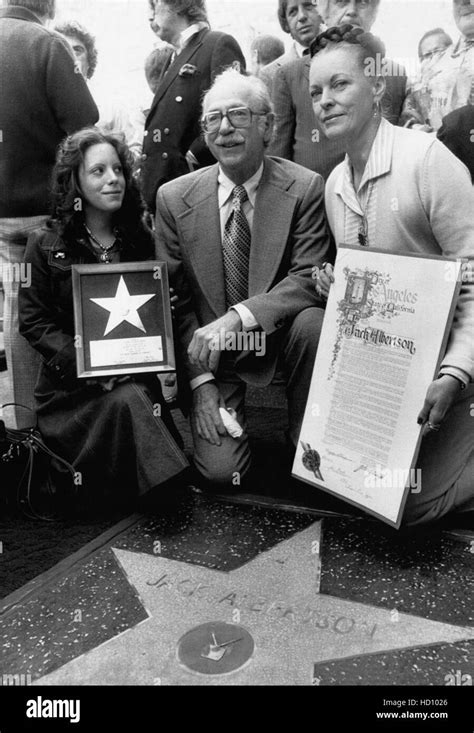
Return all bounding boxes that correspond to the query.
[399,86,426,128]
[240,173,331,334]
[437,108,474,176]
[383,64,408,126]
[46,36,99,132]
[267,65,295,161]
[188,33,246,166]
[154,187,213,385]
[259,63,275,93]
[422,141,474,379]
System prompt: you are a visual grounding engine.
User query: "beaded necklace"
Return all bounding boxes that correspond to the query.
[84,223,116,264]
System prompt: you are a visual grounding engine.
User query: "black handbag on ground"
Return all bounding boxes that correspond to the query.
[0,403,76,520]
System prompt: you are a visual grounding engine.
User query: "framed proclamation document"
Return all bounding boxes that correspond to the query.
[72,262,175,378]
[293,245,463,528]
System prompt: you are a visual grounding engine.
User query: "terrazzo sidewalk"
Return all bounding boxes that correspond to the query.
[1,492,473,687]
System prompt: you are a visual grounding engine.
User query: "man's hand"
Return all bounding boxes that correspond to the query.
[192,382,227,446]
[188,310,242,373]
[417,375,462,434]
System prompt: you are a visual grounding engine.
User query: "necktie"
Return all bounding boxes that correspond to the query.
[160,49,176,81]
[222,186,251,307]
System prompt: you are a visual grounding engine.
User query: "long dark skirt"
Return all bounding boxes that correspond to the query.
[35,370,188,500]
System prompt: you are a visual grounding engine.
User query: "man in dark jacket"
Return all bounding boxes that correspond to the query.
[268,0,407,181]
[0,0,99,427]
[438,105,474,183]
[141,0,246,213]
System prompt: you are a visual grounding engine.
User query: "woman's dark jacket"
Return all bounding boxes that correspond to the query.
[19,221,154,393]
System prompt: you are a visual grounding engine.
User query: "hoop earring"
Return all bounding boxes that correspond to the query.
[373,99,382,118]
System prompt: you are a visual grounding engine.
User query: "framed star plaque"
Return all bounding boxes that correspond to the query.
[71,262,175,378]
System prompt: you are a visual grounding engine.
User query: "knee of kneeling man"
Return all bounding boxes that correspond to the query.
[194,458,250,489]
[290,307,325,340]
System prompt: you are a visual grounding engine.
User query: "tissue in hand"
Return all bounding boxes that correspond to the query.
[219,407,243,438]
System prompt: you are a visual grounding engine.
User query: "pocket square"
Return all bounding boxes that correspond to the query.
[179,63,198,77]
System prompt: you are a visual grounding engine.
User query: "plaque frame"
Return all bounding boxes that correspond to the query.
[293,245,464,528]
[72,261,175,378]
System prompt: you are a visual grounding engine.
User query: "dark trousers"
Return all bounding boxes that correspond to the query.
[191,307,324,487]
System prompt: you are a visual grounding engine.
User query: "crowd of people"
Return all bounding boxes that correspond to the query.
[0,0,473,527]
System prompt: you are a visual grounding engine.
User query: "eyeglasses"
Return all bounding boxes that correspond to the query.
[201,106,266,133]
[420,48,447,61]
[332,0,374,7]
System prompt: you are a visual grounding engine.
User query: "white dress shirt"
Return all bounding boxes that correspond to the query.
[293,40,306,58]
[190,162,265,391]
[176,21,209,54]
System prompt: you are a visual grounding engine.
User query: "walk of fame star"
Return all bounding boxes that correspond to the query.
[90,276,155,336]
[31,524,474,686]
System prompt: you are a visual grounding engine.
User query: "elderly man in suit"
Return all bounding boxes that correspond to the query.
[260,0,323,91]
[268,0,407,180]
[141,0,246,213]
[155,70,330,488]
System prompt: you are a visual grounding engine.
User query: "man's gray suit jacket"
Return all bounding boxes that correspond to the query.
[154,155,331,395]
[259,46,299,90]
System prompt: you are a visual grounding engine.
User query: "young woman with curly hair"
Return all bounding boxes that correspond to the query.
[19,127,188,511]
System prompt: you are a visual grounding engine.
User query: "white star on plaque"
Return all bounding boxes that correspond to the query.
[90,276,155,336]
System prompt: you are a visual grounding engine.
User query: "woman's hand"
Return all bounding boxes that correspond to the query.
[417,375,462,434]
[169,287,178,314]
[313,262,334,300]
